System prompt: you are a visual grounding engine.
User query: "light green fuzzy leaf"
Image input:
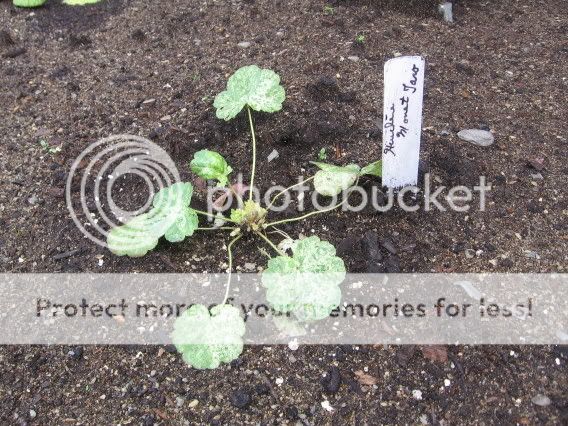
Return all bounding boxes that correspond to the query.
[107,214,160,258]
[152,182,198,242]
[171,304,245,369]
[162,207,198,243]
[13,0,46,7]
[262,236,346,321]
[360,160,382,177]
[63,0,102,5]
[106,182,198,256]
[311,162,360,197]
[214,65,286,121]
[190,150,232,187]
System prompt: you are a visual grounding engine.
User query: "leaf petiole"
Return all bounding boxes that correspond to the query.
[255,231,286,257]
[221,234,243,305]
[266,176,315,210]
[264,178,360,228]
[193,209,238,223]
[247,107,257,202]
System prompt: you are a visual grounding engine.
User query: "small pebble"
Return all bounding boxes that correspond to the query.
[29,410,36,419]
[275,377,284,386]
[238,41,251,48]
[457,129,495,147]
[412,389,423,400]
[231,389,252,409]
[531,394,551,407]
[267,149,279,162]
[321,400,334,412]
[188,399,199,408]
[347,56,360,62]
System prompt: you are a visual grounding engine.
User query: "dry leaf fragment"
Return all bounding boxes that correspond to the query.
[420,345,448,363]
[354,370,378,386]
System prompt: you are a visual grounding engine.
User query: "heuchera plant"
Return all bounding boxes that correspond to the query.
[107,65,381,369]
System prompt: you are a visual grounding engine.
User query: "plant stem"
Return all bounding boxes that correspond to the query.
[255,231,286,256]
[247,106,257,202]
[221,234,243,305]
[193,209,237,223]
[265,178,360,228]
[268,227,292,240]
[197,226,237,231]
[266,176,315,210]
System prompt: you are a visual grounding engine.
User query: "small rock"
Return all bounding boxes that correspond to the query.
[29,410,36,419]
[176,397,185,407]
[381,238,397,255]
[523,250,540,260]
[255,383,270,395]
[276,31,285,38]
[160,115,172,121]
[527,157,545,171]
[288,339,299,351]
[321,400,335,412]
[457,129,495,147]
[362,231,381,260]
[237,41,251,48]
[142,98,156,105]
[438,2,454,23]
[465,249,476,259]
[321,366,341,393]
[3,47,26,59]
[285,406,299,420]
[243,262,256,271]
[231,389,252,409]
[267,149,279,162]
[275,377,284,386]
[531,394,551,407]
[27,195,39,205]
[188,399,199,408]
[530,173,543,180]
[412,389,423,400]
[347,56,360,62]
[385,256,401,273]
[68,346,84,360]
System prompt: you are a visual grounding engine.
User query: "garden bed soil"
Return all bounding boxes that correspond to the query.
[0,0,567,424]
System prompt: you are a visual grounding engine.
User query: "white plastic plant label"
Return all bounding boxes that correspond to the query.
[381,56,425,188]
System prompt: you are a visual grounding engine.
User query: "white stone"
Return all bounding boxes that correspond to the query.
[457,129,495,147]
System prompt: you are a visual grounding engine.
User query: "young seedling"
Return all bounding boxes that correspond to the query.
[107,65,382,369]
[355,34,366,45]
[318,147,328,161]
[39,140,62,156]
[323,5,335,15]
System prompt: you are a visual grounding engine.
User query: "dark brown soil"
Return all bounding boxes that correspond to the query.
[0,0,567,424]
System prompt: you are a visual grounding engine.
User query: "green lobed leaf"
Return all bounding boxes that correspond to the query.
[13,0,46,7]
[152,182,198,243]
[262,236,346,321]
[190,150,233,187]
[213,65,286,121]
[107,214,160,258]
[107,182,198,256]
[171,304,246,369]
[360,160,382,177]
[311,162,360,197]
